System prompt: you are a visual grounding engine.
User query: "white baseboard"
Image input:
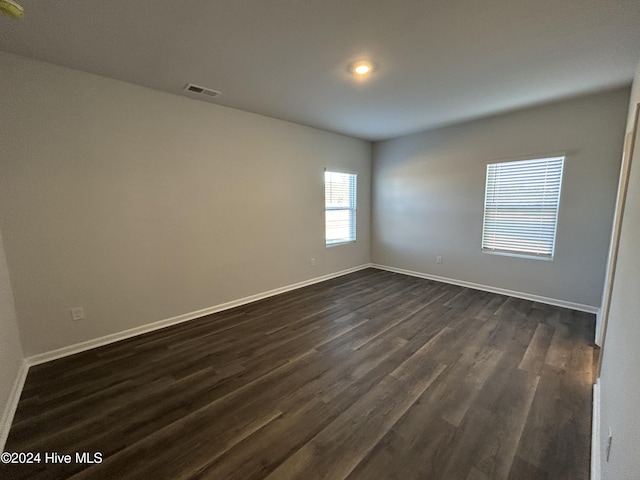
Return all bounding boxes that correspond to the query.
[592,380,601,480]
[2,264,370,450]
[2,262,602,456]
[27,264,372,366]
[595,309,603,346]
[371,264,599,314]
[0,359,29,452]
[25,263,599,367]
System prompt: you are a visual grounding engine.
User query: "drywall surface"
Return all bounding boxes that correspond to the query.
[372,88,629,308]
[599,60,640,480]
[0,227,24,444]
[0,52,371,356]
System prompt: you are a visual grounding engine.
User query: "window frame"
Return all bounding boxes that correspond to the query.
[481,155,565,260]
[324,169,357,247]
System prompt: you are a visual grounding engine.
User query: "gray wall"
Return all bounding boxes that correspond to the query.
[0,227,24,450]
[372,88,629,309]
[600,60,640,480]
[0,52,371,357]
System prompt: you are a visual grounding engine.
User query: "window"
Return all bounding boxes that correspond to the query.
[325,170,357,245]
[482,156,564,259]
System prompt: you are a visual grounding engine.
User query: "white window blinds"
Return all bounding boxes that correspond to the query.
[325,171,357,245]
[482,156,564,259]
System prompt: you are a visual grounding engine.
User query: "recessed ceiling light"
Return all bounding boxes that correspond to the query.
[349,60,376,79]
[354,64,371,75]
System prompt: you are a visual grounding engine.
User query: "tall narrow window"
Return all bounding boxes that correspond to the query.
[482,156,564,259]
[325,170,357,245]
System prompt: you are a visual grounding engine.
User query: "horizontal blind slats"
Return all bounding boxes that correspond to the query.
[325,171,357,244]
[482,156,563,258]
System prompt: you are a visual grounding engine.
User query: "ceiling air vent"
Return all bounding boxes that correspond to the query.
[183,83,221,101]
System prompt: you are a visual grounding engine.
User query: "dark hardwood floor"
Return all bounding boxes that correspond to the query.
[1,268,595,479]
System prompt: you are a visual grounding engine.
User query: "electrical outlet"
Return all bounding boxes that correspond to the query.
[436,255,443,264]
[71,307,84,321]
[606,427,613,462]
[310,258,315,266]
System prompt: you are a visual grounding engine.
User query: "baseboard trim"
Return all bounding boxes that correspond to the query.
[0,359,29,452]
[3,263,599,452]
[595,309,603,346]
[27,264,372,366]
[371,264,599,314]
[592,380,601,480]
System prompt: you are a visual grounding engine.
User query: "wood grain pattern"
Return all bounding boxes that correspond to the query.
[1,269,594,479]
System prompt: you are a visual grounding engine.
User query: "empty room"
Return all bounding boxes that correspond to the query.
[1,1,640,479]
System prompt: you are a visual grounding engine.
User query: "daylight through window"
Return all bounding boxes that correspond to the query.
[482,156,564,259]
[325,170,357,245]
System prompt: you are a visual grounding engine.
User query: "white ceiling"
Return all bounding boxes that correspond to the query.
[1,0,639,141]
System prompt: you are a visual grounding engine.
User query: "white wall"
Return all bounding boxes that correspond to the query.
[0,227,24,451]
[599,60,640,480]
[372,88,629,309]
[0,52,371,357]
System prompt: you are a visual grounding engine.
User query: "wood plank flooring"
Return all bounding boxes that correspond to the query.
[1,269,595,479]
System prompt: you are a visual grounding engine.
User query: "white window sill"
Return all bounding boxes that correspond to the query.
[326,240,356,248]
[482,249,553,261]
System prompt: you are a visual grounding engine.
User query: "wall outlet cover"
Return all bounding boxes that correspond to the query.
[71,307,84,321]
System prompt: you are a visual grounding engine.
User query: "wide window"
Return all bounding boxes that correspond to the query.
[325,170,357,245]
[482,156,564,259]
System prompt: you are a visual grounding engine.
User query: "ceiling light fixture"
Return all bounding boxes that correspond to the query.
[349,60,376,79]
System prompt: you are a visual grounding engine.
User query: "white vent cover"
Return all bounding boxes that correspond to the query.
[183,83,221,101]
